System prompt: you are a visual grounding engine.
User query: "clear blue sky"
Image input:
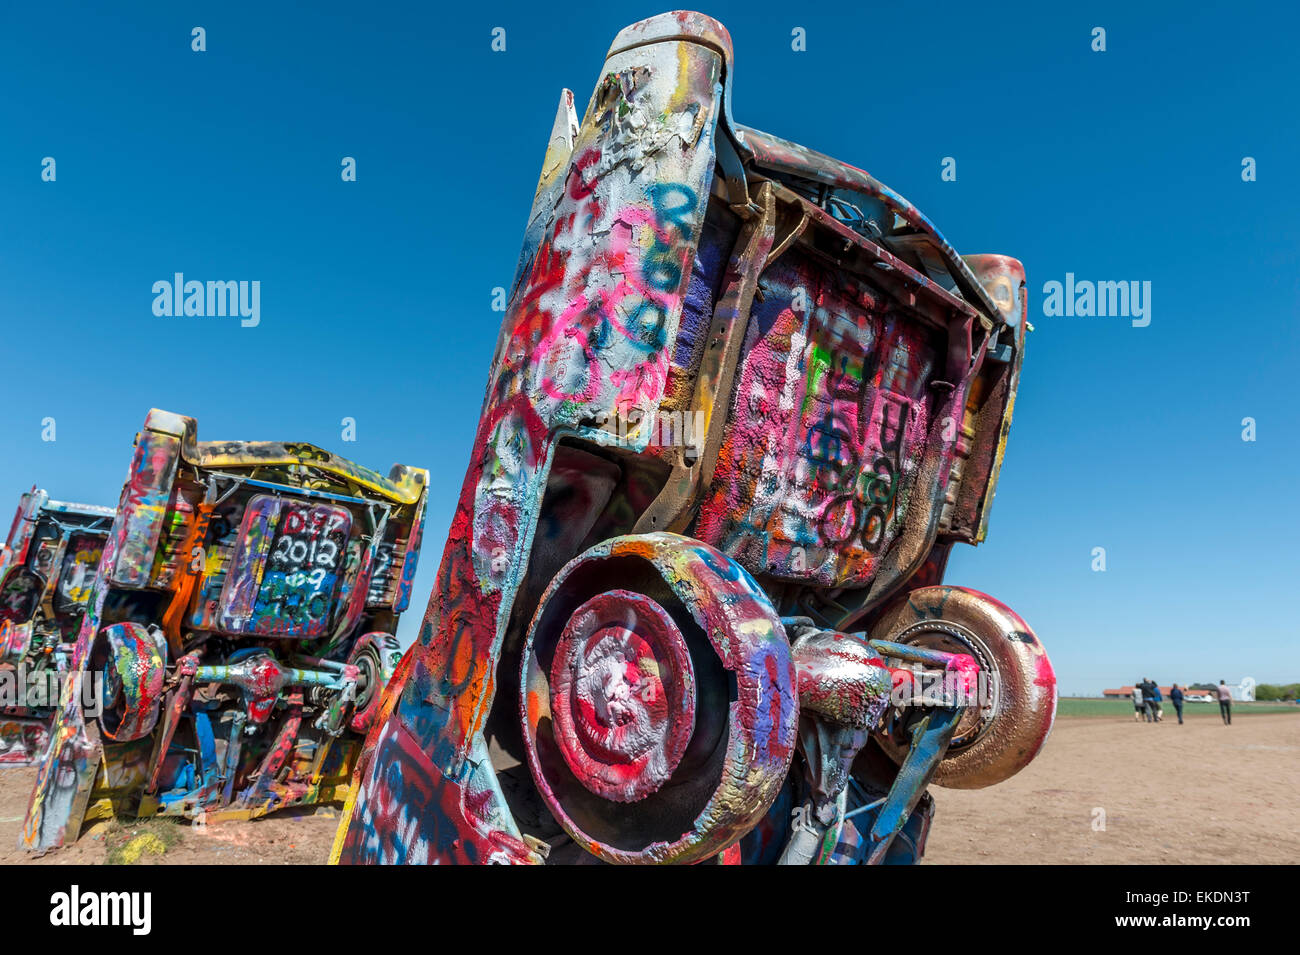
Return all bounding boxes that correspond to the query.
[2,1,1296,695]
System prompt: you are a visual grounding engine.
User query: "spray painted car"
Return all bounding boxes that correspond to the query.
[333,11,1055,866]
[21,409,428,851]
[1,490,116,766]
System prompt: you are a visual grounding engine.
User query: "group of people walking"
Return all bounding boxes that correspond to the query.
[1131,679,1167,722]
[1131,680,1235,725]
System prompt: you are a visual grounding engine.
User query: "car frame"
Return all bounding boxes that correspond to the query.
[328,10,1057,865]
[1,489,116,766]
[21,409,428,851]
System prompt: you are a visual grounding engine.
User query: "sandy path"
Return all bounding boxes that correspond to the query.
[1,712,1295,864]
[924,711,1300,864]
[0,769,340,865]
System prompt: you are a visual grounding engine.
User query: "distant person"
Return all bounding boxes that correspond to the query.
[1140,678,1160,722]
[1150,681,1164,722]
[1169,683,1185,724]
[1131,684,1147,722]
[1217,680,1233,725]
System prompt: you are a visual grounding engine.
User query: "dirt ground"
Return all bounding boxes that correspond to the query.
[0,711,1295,865]
[0,774,341,865]
[924,711,1300,864]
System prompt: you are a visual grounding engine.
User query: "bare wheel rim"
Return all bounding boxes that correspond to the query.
[887,619,997,750]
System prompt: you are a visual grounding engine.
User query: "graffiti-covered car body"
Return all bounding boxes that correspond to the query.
[21,409,427,851]
[1,490,115,766]
[333,11,1055,866]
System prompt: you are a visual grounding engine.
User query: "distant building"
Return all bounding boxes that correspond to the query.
[1102,683,1252,701]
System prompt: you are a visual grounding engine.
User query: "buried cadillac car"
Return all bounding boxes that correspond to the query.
[20,409,428,851]
[1,490,116,766]
[331,11,1056,866]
